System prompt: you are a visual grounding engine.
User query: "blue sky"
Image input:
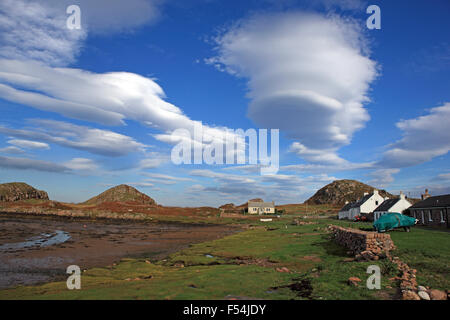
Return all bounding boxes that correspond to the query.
[0,0,449,206]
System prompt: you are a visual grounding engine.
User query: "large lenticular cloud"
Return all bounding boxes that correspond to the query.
[209,12,378,164]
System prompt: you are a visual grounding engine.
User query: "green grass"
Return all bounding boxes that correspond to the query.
[0,216,447,300]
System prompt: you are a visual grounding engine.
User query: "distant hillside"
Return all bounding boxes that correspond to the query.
[0,182,49,202]
[305,179,393,206]
[82,184,156,206]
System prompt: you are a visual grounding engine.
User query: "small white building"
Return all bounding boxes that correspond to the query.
[338,201,352,220]
[348,190,385,220]
[248,201,275,215]
[373,192,412,222]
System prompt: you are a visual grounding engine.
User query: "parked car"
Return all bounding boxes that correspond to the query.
[373,212,418,233]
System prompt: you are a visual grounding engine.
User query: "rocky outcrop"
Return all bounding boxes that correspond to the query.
[82,184,156,205]
[306,179,393,206]
[0,182,49,202]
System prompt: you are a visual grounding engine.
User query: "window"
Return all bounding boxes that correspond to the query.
[375,201,379,205]
[440,210,445,223]
[428,210,432,222]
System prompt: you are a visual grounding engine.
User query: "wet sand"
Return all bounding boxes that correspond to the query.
[0,213,238,289]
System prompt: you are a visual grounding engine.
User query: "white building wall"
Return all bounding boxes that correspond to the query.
[360,191,385,214]
[338,211,349,220]
[390,198,412,213]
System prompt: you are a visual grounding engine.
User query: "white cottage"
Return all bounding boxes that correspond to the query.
[248,201,275,215]
[338,201,352,220]
[347,190,385,220]
[373,192,412,222]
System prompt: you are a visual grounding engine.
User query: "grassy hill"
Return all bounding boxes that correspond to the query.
[305,179,394,206]
[82,184,156,206]
[0,182,49,202]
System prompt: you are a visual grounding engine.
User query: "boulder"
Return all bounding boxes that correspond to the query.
[418,285,427,292]
[348,277,362,287]
[402,290,420,300]
[418,291,430,300]
[429,289,447,300]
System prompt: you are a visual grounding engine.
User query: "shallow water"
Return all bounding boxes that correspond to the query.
[0,230,71,251]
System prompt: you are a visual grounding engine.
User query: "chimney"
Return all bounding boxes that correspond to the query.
[363,192,369,196]
[421,189,431,200]
[400,191,405,200]
[345,201,349,204]
[373,189,379,195]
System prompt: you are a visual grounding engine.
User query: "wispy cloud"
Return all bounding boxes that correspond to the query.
[0,119,147,156]
[378,102,450,168]
[8,139,50,150]
[0,0,86,66]
[0,146,25,154]
[0,155,69,173]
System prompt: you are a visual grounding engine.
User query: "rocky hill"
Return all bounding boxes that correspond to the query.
[305,179,393,206]
[82,184,156,206]
[0,182,49,202]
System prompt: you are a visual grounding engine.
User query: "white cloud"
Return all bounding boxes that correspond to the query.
[281,161,374,173]
[45,0,164,34]
[0,119,146,156]
[0,60,244,158]
[139,153,169,169]
[0,146,25,154]
[0,0,86,66]
[378,102,450,168]
[8,139,50,150]
[0,155,69,172]
[64,157,99,171]
[127,182,155,188]
[188,168,337,204]
[208,11,377,163]
[368,168,400,188]
[142,172,193,184]
[0,0,165,66]
[289,142,347,165]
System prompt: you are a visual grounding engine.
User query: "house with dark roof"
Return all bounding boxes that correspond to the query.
[338,201,352,219]
[372,192,412,222]
[338,190,385,220]
[408,194,450,228]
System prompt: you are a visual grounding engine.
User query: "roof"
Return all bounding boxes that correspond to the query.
[350,194,372,208]
[339,202,353,212]
[248,201,274,208]
[410,194,450,209]
[374,198,400,212]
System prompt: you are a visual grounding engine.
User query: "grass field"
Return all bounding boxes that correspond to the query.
[0,215,448,300]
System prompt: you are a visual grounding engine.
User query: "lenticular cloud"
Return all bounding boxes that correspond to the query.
[209,12,378,163]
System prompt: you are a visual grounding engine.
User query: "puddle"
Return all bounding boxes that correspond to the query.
[0,230,71,251]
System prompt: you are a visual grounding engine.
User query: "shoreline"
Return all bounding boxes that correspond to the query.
[0,213,241,290]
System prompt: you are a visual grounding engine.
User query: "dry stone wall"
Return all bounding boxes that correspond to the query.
[328,225,395,260]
